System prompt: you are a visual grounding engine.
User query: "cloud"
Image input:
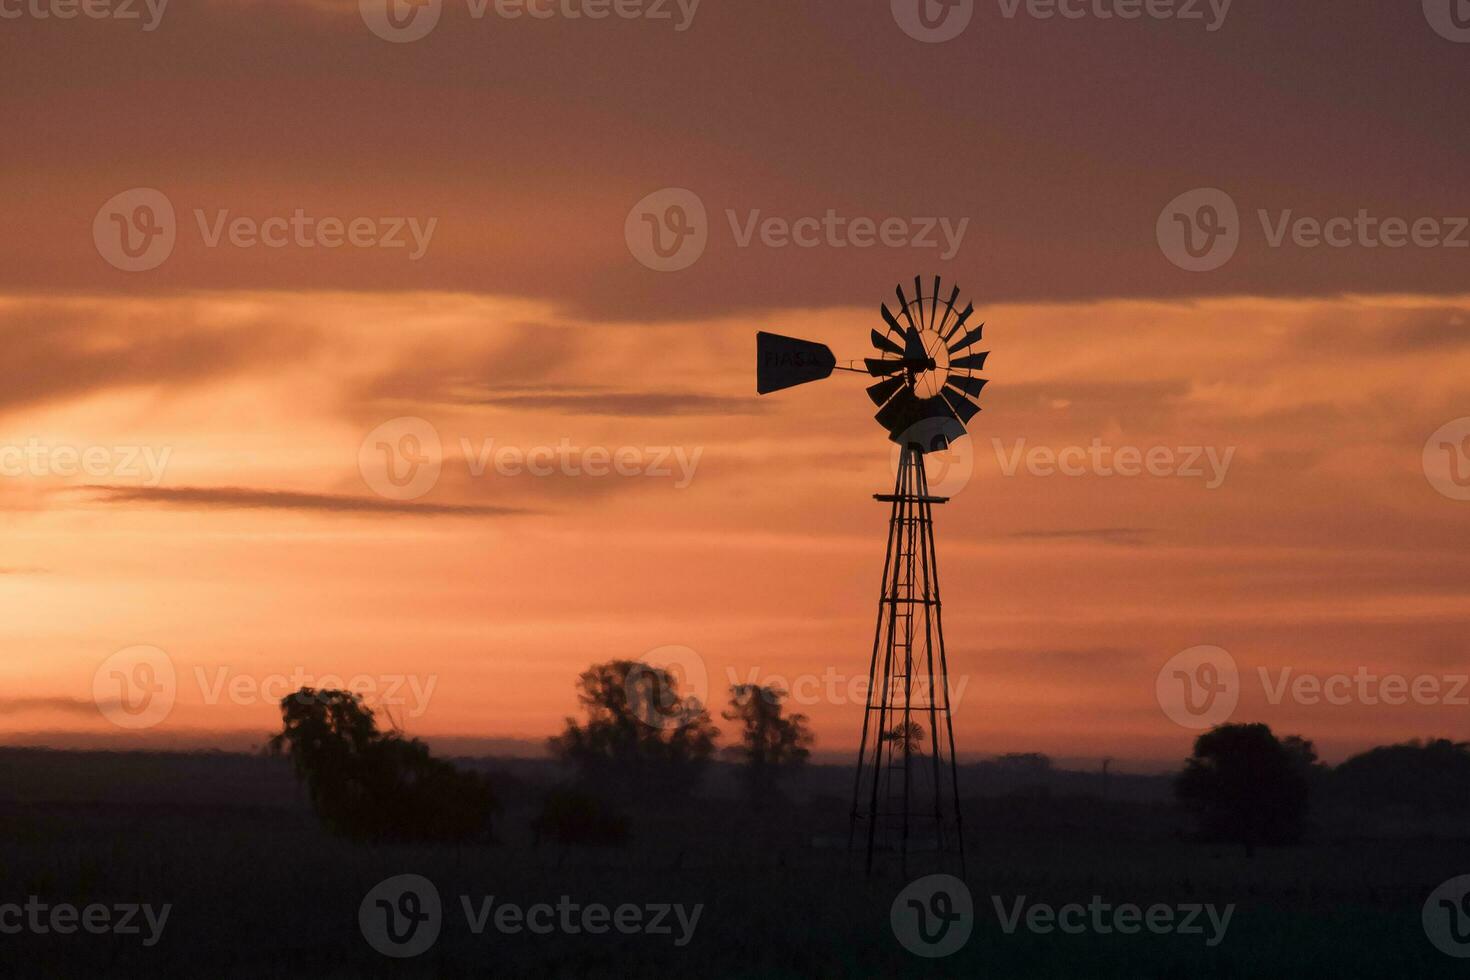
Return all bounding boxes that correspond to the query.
[1008,527,1156,547]
[0,697,101,718]
[0,299,317,414]
[74,485,529,517]
[465,389,765,418]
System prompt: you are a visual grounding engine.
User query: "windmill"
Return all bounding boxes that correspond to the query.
[755,276,988,875]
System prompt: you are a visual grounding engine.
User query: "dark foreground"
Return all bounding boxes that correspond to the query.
[0,749,1465,978]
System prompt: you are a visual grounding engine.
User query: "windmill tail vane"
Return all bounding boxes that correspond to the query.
[754,276,989,876]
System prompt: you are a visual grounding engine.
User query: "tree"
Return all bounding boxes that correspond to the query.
[1175,722,1311,851]
[268,688,497,842]
[882,720,926,755]
[722,684,814,805]
[1331,738,1470,816]
[548,660,718,800]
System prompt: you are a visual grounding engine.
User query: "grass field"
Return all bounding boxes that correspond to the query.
[0,749,1465,978]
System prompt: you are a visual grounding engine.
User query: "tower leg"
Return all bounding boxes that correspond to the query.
[849,446,964,876]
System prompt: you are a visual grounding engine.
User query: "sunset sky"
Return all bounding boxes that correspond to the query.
[3,1,1468,769]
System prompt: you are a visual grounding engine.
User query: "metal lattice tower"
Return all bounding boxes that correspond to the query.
[849,445,964,876]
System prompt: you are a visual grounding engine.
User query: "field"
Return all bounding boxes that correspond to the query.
[0,749,1465,978]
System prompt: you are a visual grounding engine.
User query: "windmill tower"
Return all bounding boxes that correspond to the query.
[755,276,989,875]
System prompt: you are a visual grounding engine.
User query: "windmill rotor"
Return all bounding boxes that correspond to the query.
[755,276,989,452]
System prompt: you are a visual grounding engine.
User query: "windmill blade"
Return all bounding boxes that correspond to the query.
[945,374,988,398]
[947,321,985,354]
[756,332,837,394]
[871,327,905,357]
[950,351,989,372]
[904,324,927,361]
[895,284,920,332]
[914,276,927,329]
[878,391,965,450]
[874,386,923,437]
[941,303,973,343]
[935,284,961,336]
[940,388,982,424]
[866,375,906,407]
[930,276,943,330]
[864,358,905,377]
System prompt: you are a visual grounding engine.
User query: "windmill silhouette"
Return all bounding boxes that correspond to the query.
[756,276,988,874]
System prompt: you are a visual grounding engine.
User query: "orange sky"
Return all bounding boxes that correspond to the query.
[3,1,1469,769]
[1,291,1468,767]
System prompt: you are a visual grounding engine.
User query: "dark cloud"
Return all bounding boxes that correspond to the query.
[2,3,1465,317]
[464,388,764,417]
[75,485,528,517]
[0,697,101,718]
[1008,527,1155,547]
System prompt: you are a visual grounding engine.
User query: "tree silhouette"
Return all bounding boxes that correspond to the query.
[1332,738,1470,816]
[881,720,926,755]
[721,684,813,805]
[1175,722,1312,851]
[548,660,718,800]
[268,687,497,842]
